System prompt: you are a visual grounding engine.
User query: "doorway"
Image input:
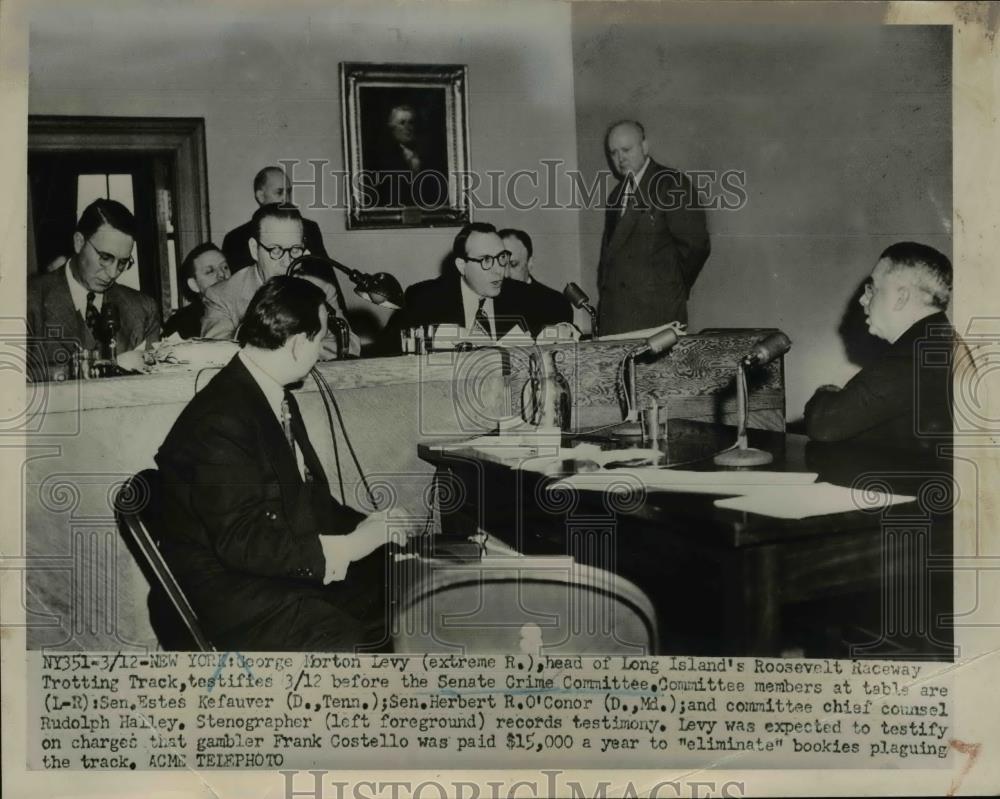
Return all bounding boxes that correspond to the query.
[28,116,210,320]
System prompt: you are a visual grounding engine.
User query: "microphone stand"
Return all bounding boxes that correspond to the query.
[713,333,791,466]
[713,357,774,466]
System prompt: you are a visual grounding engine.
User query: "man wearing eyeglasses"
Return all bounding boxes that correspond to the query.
[202,204,359,356]
[384,222,564,348]
[27,198,160,380]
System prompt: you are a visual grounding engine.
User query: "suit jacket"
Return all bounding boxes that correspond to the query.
[222,215,347,312]
[804,311,954,452]
[598,160,711,335]
[528,278,573,325]
[155,355,372,650]
[201,266,360,356]
[381,274,566,352]
[162,298,204,340]
[26,265,160,381]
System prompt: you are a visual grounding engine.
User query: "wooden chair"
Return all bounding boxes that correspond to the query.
[114,469,214,651]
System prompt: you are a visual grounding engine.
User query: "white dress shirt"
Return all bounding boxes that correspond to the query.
[238,350,352,583]
[66,262,103,316]
[459,277,496,339]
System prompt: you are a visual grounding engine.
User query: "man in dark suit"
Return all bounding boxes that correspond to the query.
[162,243,230,339]
[805,242,955,452]
[156,276,404,650]
[222,166,336,279]
[598,120,711,335]
[384,222,566,350]
[27,198,160,380]
[499,228,573,325]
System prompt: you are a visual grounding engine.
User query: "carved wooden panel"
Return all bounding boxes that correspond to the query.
[507,331,787,432]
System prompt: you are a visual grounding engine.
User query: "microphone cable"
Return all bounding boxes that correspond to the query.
[309,366,379,509]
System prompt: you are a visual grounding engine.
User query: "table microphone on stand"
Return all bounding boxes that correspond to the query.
[614,326,680,436]
[713,332,792,467]
[563,283,599,339]
[102,303,120,365]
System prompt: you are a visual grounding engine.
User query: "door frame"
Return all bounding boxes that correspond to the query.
[28,115,210,315]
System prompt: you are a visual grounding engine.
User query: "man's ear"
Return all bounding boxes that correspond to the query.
[895,285,910,311]
[254,189,266,206]
[455,258,467,278]
[526,255,535,275]
[72,231,85,255]
[248,237,258,263]
[187,277,199,295]
[288,332,304,361]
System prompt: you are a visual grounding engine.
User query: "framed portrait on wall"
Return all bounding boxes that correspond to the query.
[341,62,471,230]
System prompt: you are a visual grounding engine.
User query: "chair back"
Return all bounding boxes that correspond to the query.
[393,553,657,655]
[115,469,214,651]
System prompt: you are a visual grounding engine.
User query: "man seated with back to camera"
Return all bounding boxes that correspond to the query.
[201,203,360,357]
[804,241,956,454]
[382,222,570,351]
[162,243,230,339]
[156,276,409,651]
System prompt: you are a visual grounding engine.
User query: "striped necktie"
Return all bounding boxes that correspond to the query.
[474,297,493,339]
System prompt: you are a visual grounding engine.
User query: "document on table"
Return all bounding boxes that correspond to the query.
[549,469,819,496]
[713,483,915,519]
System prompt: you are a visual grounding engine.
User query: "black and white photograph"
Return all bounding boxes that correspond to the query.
[3,0,999,796]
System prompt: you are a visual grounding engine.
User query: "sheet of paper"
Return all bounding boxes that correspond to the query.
[713,482,916,519]
[549,469,819,495]
[597,321,687,342]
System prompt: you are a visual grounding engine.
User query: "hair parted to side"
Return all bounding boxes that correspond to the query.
[253,165,285,193]
[452,222,498,260]
[237,276,325,350]
[498,228,533,259]
[879,241,953,310]
[252,202,304,241]
[76,198,137,239]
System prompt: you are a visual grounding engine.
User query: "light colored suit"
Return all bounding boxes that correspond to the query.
[201,266,360,357]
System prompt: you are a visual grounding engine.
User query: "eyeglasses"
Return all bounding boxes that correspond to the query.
[256,240,306,261]
[85,239,134,273]
[463,250,511,271]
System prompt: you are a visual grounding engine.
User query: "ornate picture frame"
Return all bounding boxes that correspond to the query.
[341,62,471,230]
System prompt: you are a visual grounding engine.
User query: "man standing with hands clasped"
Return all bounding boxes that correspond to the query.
[598,120,711,335]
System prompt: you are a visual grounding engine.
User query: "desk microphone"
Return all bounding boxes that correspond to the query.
[743,332,791,366]
[563,283,599,338]
[714,331,792,467]
[633,327,679,358]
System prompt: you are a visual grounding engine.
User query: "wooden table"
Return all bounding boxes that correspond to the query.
[419,420,953,659]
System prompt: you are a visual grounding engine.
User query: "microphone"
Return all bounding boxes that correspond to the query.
[743,332,792,366]
[633,327,679,358]
[563,283,599,338]
[102,303,120,361]
[563,282,591,309]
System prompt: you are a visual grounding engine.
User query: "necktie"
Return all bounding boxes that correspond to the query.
[473,297,493,340]
[281,390,328,486]
[85,292,100,330]
[619,180,635,217]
